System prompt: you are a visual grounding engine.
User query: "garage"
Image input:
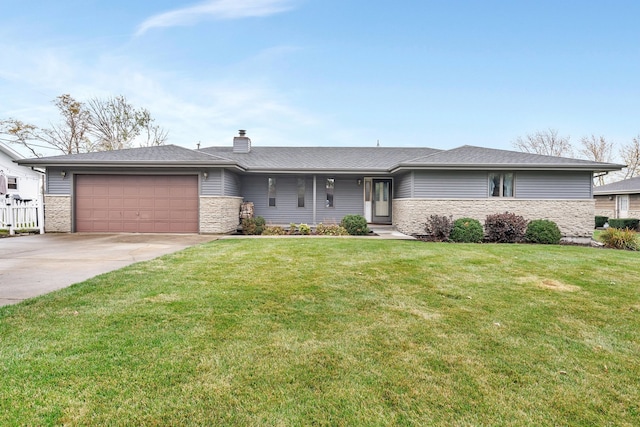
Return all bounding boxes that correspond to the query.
[75,175,199,233]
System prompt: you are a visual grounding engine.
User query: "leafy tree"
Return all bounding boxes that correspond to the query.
[512,128,573,157]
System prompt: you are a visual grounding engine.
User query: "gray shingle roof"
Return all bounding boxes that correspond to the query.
[16,144,234,166]
[200,146,442,172]
[593,176,640,195]
[395,145,622,171]
[16,143,623,173]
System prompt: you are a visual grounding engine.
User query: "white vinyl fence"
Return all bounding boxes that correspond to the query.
[0,197,44,235]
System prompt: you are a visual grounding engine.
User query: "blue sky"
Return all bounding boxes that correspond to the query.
[1,0,639,156]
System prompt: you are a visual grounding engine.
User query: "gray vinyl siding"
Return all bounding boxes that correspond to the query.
[241,174,363,224]
[411,171,488,198]
[316,177,364,224]
[201,169,222,195]
[516,171,592,199]
[47,167,72,194]
[395,172,413,198]
[223,170,241,196]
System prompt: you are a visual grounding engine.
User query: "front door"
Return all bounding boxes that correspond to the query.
[617,195,629,218]
[372,179,392,224]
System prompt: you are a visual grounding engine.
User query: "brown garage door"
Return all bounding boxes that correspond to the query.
[75,175,199,233]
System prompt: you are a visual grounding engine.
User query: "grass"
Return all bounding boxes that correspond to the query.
[1,239,639,426]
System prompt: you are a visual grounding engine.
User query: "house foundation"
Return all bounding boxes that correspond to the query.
[393,198,595,240]
[44,195,72,232]
[199,196,243,234]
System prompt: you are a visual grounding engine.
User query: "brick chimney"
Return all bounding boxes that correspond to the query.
[233,129,251,153]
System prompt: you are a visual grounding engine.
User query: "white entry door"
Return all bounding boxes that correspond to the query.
[617,195,629,218]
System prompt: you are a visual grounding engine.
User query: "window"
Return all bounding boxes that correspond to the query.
[489,173,514,197]
[297,178,305,208]
[326,178,335,208]
[268,177,276,207]
[7,177,17,190]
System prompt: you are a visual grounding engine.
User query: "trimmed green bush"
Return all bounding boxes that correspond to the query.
[525,219,562,244]
[485,212,528,243]
[595,215,609,228]
[340,215,370,236]
[449,217,484,243]
[608,218,639,230]
[600,227,639,250]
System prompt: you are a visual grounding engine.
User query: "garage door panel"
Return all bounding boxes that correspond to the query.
[75,175,199,233]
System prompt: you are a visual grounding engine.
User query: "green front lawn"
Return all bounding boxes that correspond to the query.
[1,239,639,425]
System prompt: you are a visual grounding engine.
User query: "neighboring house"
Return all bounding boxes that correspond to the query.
[16,130,622,240]
[0,141,42,201]
[594,176,640,219]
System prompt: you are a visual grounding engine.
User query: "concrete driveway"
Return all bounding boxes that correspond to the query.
[0,233,218,307]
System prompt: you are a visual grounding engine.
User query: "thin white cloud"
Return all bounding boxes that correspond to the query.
[136,0,295,36]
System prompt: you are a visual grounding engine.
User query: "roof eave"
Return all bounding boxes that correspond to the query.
[244,167,389,174]
[390,163,624,173]
[15,159,244,170]
[594,189,640,195]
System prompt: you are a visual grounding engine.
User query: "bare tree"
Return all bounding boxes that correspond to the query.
[40,94,93,155]
[579,135,614,186]
[620,135,640,179]
[1,94,168,156]
[87,95,168,151]
[0,119,41,157]
[512,128,573,157]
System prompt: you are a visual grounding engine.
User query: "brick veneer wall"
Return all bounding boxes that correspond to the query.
[393,198,594,239]
[200,196,243,234]
[44,195,72,232]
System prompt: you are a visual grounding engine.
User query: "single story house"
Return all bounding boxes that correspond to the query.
[16,130,623,240]
[594,176,640,219]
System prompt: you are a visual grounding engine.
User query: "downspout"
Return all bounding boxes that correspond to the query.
[313,175,317,226]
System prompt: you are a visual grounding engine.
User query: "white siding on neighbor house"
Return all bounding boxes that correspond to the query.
[411,171,488,198]
[516,171,593,199]
[241,174,364,225]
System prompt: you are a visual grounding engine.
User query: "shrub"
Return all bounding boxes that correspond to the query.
[298,224,311,235]
[316,223,349,236]
[525,219,562,244]
[241,216,265,235]
[262,225,286,235]
[449,217,484,243]
[425,215,453,241]
[600,227,639,251]
[608,218,639,230]
[288,223,297,235]
[340,214,369,236]
[595,215,609,228]
[485,212,528,243]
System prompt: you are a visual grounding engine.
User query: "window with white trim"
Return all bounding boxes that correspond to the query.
[8,177,18,190]
[489,173,514,197]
